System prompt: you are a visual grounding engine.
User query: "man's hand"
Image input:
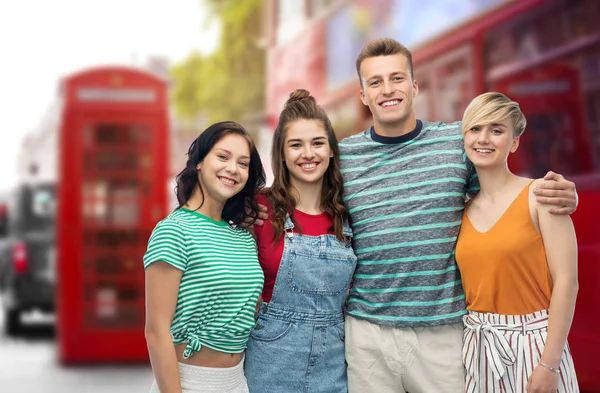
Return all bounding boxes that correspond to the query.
[533,171,578,215]
[241,203,268,228]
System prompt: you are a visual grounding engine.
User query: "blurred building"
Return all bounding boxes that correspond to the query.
[263,0,600,389]
[17,101,62,186]
[264,0,600,178]
[144,56,172,81]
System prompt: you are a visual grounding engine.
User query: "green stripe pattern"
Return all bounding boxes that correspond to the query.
[143,208,263,354]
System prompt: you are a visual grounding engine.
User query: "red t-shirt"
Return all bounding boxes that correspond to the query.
[255,194,335,302]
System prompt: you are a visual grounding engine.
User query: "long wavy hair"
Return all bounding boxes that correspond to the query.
[174,121,266,226]
[267,89,347,241]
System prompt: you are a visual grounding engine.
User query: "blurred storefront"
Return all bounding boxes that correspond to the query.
[265,0,600,174]
[264,0,600,389]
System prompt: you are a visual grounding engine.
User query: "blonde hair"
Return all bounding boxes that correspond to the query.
[462,92,526,137]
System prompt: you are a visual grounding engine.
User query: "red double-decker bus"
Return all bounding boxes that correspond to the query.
[264,0,600,389]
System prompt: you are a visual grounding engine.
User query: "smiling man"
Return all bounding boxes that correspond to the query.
[339,38,578,393]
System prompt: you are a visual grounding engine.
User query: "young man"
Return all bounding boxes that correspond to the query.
[340,38,577,393]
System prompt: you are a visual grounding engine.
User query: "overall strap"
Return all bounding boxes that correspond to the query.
[284,214,295,237]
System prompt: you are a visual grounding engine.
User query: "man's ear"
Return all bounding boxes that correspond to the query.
[360,88,368,106]
[413,79,419,97]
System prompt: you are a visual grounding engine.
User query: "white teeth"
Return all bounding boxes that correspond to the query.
[381,100,400,107]
[475,149,494,153]
[301,163,317,169]
[220,177,235,185]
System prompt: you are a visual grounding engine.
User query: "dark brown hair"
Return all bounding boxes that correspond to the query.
[356,38,414,86]
[174,121,266,226]
[266,89,347,241]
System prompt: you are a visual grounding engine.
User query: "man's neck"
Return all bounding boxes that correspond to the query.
[373,115,417,137]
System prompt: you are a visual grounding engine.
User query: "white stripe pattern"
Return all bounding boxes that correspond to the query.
[143,209,263,357]
[462,310,579,392]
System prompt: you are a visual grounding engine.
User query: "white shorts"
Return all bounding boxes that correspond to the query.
[149,357,249,393]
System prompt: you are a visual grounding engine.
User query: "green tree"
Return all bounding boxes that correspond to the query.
[171,0,265,129]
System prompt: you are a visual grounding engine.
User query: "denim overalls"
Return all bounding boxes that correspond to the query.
[245,216,357,393]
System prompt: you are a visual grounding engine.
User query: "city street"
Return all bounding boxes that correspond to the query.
[0,303,154,393]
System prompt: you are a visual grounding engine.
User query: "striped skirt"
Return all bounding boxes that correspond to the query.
[462,310,579,393]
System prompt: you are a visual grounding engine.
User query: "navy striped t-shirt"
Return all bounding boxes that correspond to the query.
[340,120,478,327]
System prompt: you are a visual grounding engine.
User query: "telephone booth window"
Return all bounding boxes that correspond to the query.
[80,122,152,330]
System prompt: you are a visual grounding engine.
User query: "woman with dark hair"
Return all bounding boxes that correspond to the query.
[144,121,266,393]
[244,90,357,392]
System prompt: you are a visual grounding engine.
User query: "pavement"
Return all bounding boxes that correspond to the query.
[0,302,154,393]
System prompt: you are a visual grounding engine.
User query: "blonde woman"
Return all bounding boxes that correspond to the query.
[456,92,579,393]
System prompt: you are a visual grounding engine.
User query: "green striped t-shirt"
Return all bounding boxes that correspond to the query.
[340,120,479,327]
[143,208,263,357]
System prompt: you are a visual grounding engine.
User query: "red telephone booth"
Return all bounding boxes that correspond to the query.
[57,67,169,363]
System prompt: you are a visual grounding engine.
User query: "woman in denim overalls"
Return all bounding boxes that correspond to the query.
[245,89,357,393]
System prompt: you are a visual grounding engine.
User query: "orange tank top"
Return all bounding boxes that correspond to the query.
[455,181,553,315]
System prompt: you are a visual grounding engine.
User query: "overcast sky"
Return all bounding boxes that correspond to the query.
[0,0,219,192]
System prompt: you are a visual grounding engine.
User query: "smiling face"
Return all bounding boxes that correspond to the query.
[283,118,333,189]
[196,133,251,204]
[464,119,520,169]
[359,54,419,134]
